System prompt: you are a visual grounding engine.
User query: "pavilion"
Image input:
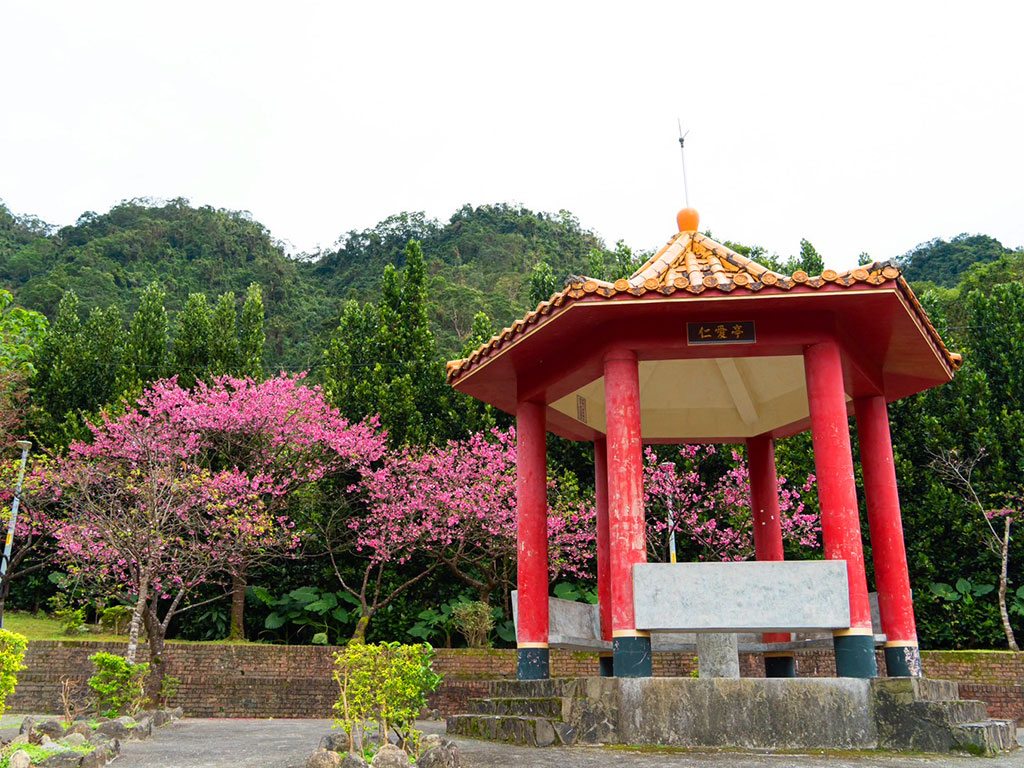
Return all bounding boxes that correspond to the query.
[446,207,960,681]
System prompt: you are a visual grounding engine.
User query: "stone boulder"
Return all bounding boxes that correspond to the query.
[370,744,410,767]
[38,751,85,768]
[9,749,31,768]
[340,754,369,768]
[95,720,132,741]
[132,715,154,739]
[319,732,349,752]
[153,709,172,727]
[81,745,111,768]
[18,716,36,735]
[306,749,343,768]
[60,732,89,747]
[170,706,184,719]
[65,722,93,739]
[417,736,459,768]
[36,720,67,740]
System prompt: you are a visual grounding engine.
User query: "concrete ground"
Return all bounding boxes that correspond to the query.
[7,716,1024,767]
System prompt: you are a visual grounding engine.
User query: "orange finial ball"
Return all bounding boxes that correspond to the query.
[676,208,700,232]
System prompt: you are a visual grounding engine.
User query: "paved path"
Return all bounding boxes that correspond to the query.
[13,717,1024,768]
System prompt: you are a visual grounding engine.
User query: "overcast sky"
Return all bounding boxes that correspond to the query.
[2,1,1022,269]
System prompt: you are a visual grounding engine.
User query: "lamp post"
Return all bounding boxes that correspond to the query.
[0,440,31,629]
[661,461,678,564]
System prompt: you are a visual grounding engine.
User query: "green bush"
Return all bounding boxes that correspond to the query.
[87,652,149,718]
[332,642,441,758]
[0,629,28,718]
[99,606,133,635]
[449,601,494,648]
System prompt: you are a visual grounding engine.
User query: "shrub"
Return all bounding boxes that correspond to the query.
[449,601,494,648]
[87,652,149,718]
[333,642,441,758]
[99,606,134,635]
[0,629,28,718]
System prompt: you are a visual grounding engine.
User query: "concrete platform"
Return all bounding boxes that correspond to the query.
[448,677,1017,756]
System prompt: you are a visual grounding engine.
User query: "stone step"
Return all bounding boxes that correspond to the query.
[490,678,581,699]
[446,714,577,747]
[467,696,564,719]
[951,719,1018,756]
[913,699,990,725]
[910,678,960,702]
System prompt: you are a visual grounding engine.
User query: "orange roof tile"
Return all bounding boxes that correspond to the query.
[446,231,960,382]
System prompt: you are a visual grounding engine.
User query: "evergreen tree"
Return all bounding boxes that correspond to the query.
[238,283,265,380]
[122,281,169,391]
[528,261,559,305]
[210,292,240,376]
[173,293,211,388]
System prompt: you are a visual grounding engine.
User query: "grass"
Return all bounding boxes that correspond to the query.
[1,612,264,645]
[0,741,94,768]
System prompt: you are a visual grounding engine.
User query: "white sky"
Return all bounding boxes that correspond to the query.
[2,1,1022,269]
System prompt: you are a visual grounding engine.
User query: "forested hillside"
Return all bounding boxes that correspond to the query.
[0,199,620,368]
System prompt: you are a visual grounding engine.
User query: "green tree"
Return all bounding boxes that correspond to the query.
[210,292,240,377]
[238,283,265,380]
[528,261,559,305]
[121,281,169,392]
[172,293,211,388]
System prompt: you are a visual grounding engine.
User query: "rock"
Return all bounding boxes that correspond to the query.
[318,732,349,752]
[417,738,459,768]
[37,720,67,739]
[40,734,54,746]
[340,753,369,768]
[18,716,36,735]
[306,749,343,768]
[114,716,136,728]
[370,744,410,767]
[38,751,86,767]
[61,732,89,747]
[153,709,172,727]
[80,745,111,768]
[107,738,121,756]
[132,715,153,739]
[95,720,131,740]
[10,733,28,745]
[169,706,184,719]
[66,723,93,739]
[94,717,110,723]
[88,732,109,747]
[9,749,31,768]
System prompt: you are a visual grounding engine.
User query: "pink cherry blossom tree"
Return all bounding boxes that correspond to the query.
[118,374,386,638]
[643,445,818,562]
[356,428,595,622]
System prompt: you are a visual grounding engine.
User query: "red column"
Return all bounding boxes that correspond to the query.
[854,395,920,677]
[748,434,795,677]
[516,400,549,679]
[604,349,651,677]
[804,341,877,678]
[594,438,613,676]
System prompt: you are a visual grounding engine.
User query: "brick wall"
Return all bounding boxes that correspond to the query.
[9,641,1023,724]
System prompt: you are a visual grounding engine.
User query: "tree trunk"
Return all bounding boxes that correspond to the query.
[142,605,166,704]
[998,516,1019,651]
[229,566,247,640]
[125,574,149,664]
[350,614,370,643]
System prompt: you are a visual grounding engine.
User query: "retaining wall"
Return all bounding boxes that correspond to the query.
[9,641,1024,723]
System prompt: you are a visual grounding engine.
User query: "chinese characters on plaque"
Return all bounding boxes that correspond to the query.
[686,321,756,345]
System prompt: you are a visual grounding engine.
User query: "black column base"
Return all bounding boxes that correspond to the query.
[599,653,614,677]
[613,635,652,677]
[884,644,921,677]
[833,633,878,678]
[764,654,796,678]
[517,647,549,680]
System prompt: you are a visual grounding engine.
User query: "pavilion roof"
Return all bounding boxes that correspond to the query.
[446,231,960,383]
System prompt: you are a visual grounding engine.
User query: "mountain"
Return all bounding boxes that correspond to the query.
[0,199,613,369]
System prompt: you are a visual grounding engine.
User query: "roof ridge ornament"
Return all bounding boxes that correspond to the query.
[676,121,700,233]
